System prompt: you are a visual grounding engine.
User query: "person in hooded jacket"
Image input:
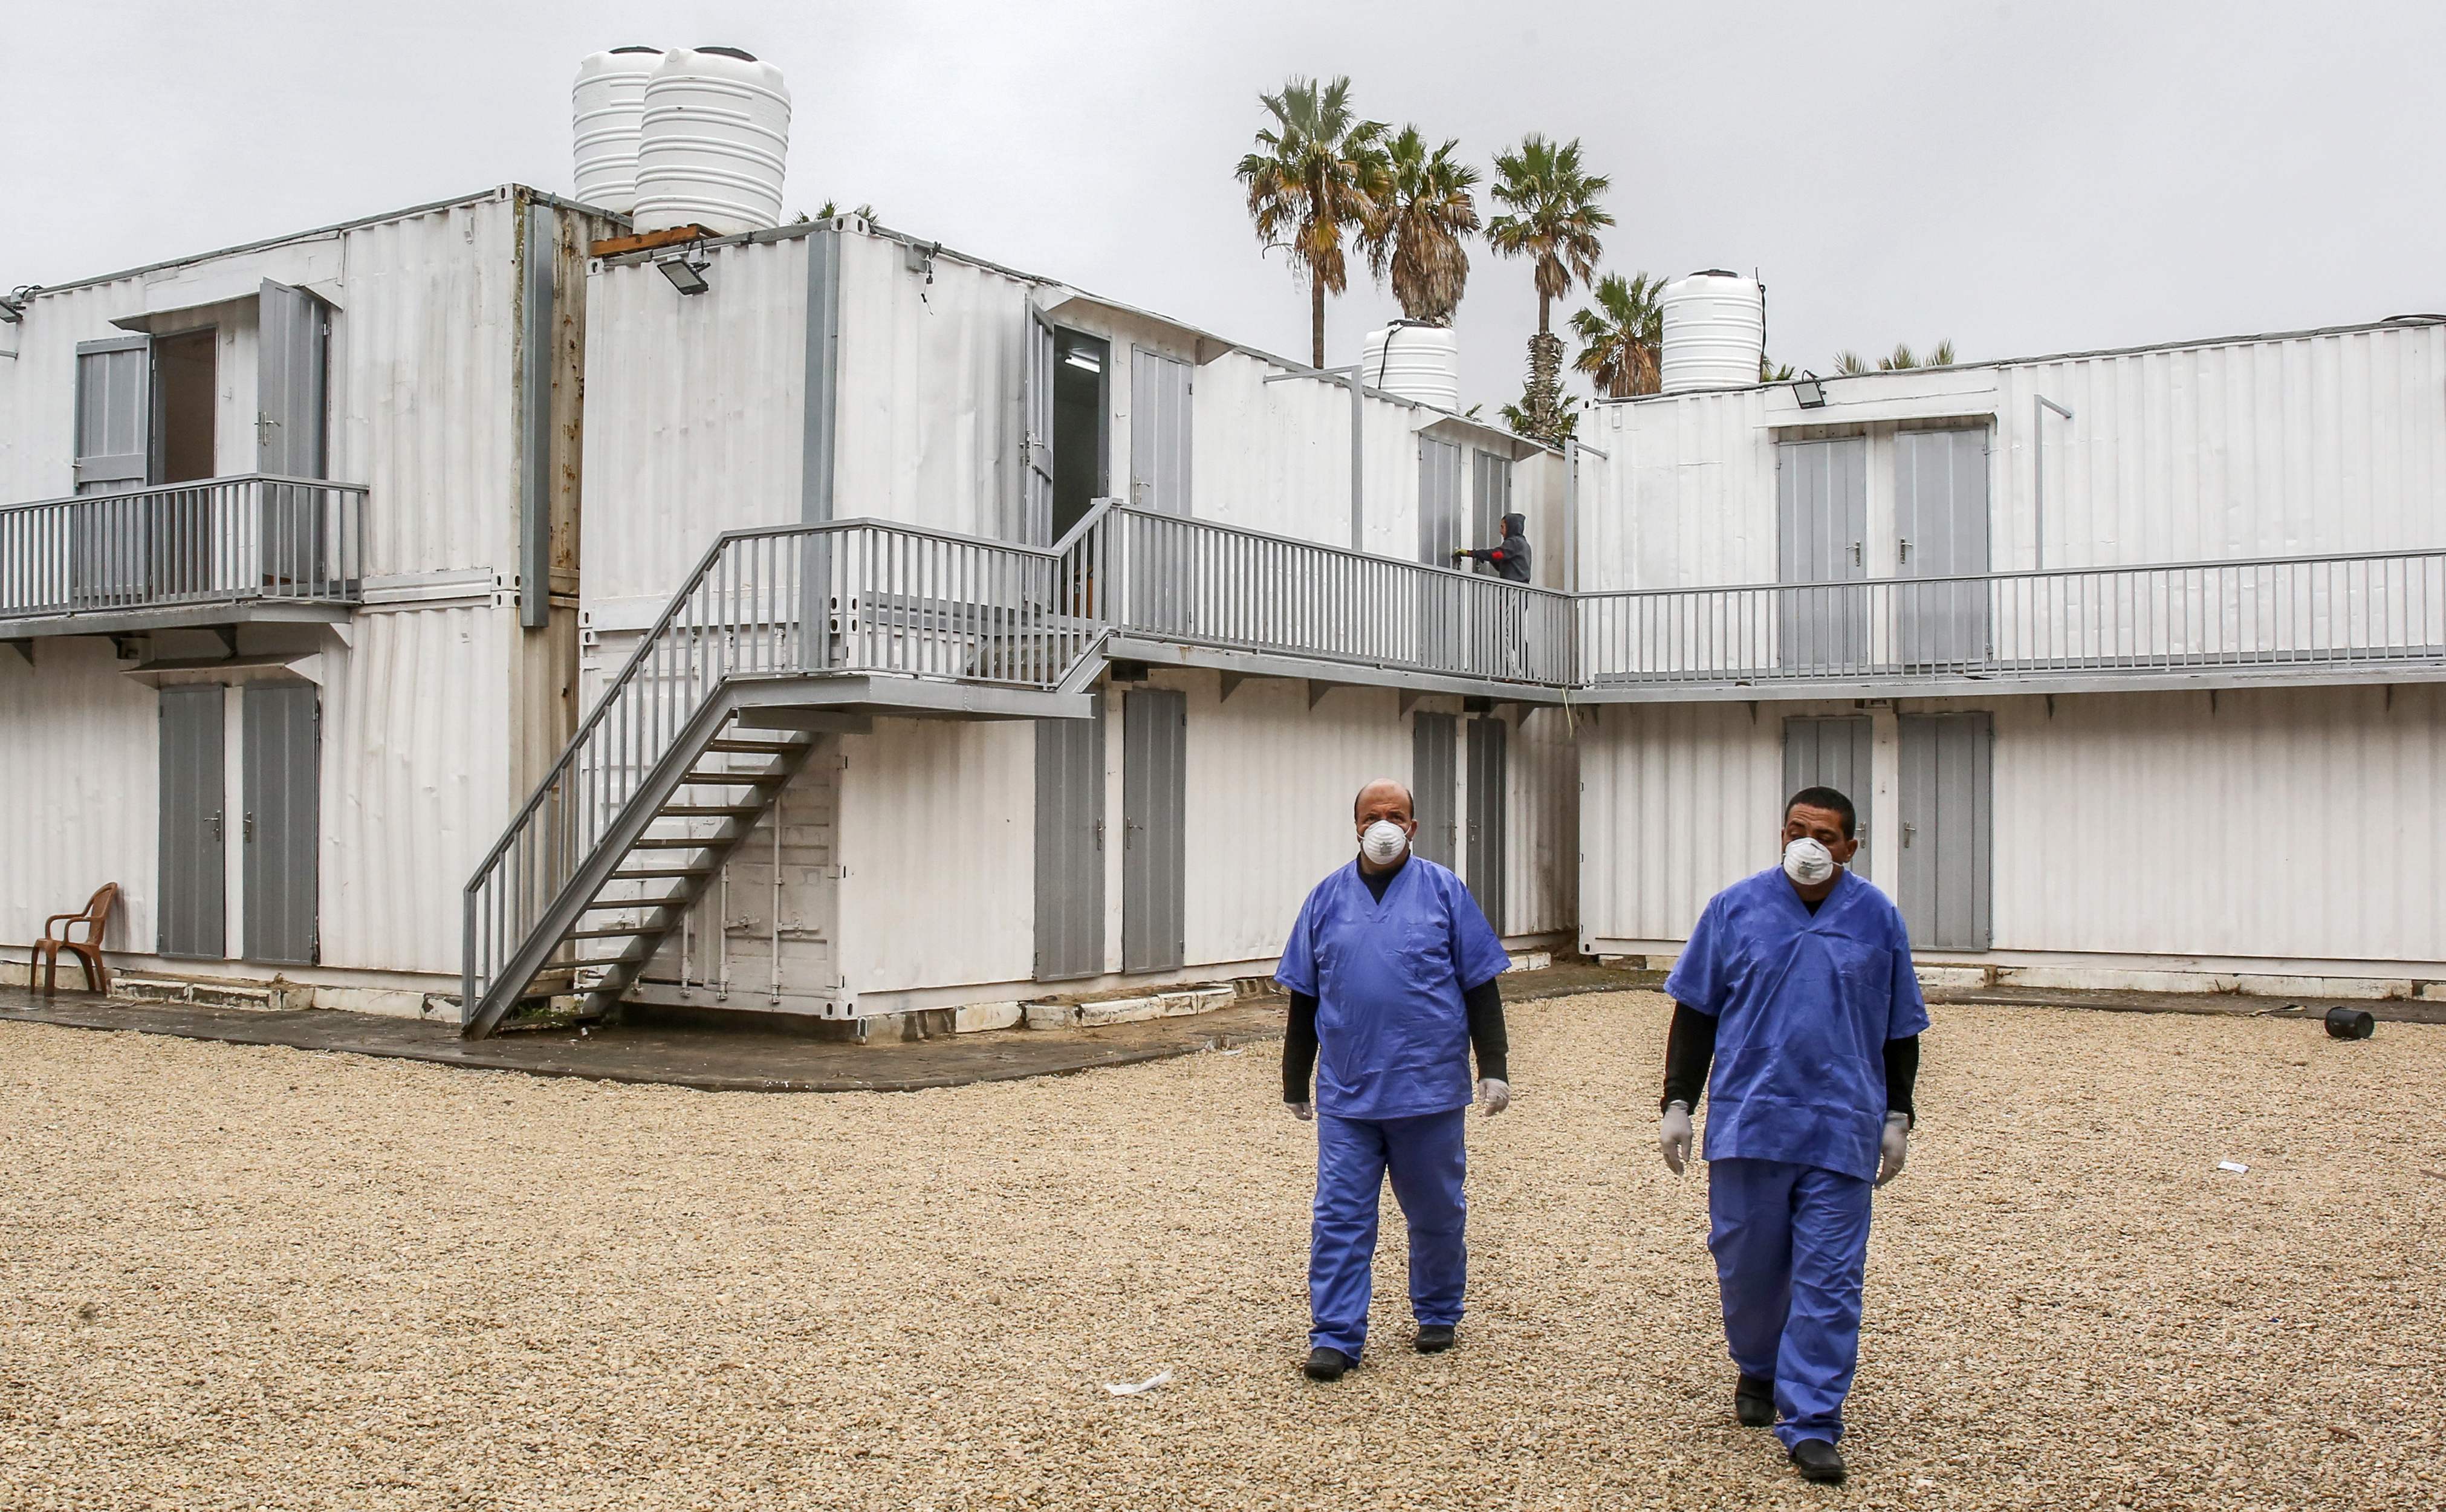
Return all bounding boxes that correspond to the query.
[1277,777,1512,1382]
[1453,512,1533,582]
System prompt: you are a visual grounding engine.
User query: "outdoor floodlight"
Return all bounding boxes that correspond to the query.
[1792,371,1826,409]
[659,258,711,296]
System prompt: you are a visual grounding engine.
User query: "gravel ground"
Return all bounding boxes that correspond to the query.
[3,993,2441,1511]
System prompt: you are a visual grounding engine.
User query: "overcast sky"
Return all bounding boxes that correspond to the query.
[9,1,2441,412]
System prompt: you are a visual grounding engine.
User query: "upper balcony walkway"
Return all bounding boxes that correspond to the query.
[0,475,368,648]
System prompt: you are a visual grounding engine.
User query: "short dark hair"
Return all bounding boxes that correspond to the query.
[1785,785,1857,840]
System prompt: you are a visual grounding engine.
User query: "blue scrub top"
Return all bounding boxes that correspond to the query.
[1663,868,1930,1183]
[1276,857,1511,1121]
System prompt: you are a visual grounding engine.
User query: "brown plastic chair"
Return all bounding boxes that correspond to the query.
[32,884,118,994]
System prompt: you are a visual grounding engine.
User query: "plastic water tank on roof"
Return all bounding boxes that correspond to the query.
[1361,322,1461,411]
[632,47,792,236]
[571,47,664,215]
[1659,271,1765,394]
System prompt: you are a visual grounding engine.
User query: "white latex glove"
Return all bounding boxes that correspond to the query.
[1476,1078,1511,1117]
[1877,1111,1910,1186]
[1286,1100,1314,1122]
[1659,1100,1694,1175]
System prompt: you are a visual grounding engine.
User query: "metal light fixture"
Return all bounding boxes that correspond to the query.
[1792,370,1826,409]
[658,257,711,296]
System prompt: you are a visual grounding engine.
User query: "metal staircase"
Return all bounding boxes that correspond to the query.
[461,508,1114,1038]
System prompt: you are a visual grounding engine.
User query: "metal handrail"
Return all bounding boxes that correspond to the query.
[1577,545,2446,599]
[0,473,370,618]
[461,504,1117,1020]
[1578,548,2446,686]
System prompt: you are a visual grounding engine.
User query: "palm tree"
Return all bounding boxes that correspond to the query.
[1367,126,1480,326]
[1236,76,1393,369]
[1760,356,1796,383]
[1488,135,1613,441]
[1835,340,1957,374]
[1569,271,1664,398]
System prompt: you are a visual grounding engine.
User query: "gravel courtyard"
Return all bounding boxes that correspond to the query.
[3,993,2440,1511]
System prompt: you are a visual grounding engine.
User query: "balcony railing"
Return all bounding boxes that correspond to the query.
[1578,550,2446,690]
[1105,507,1575,686]
[0,475,368,621]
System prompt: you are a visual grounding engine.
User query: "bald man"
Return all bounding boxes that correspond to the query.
[1274,778,1513,1381]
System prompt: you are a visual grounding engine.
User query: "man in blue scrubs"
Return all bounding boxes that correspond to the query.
[1277,777,1513,1382]
[1656,785,1927,1484]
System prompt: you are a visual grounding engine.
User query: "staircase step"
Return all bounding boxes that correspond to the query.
[570,924,662,941]
[581,892,687,910]
[705,738,807,754]
[676,770,784,786]
[657,804,764,817]
[630,835,724,849]
[609,865,714,880]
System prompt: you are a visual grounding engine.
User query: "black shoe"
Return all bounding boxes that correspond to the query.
[1302,1346,1355,1381]
[1734,1374,1776,1427]
[1788,1439,1846,1484]
[1414,1324,1456,1354]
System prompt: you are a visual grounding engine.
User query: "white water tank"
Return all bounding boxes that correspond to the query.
[632,47,792,235]
[571,47,664,215]
[1361,322,1461,411]
[1659,271,1766,394]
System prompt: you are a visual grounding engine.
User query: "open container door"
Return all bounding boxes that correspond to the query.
[256,280,329,595]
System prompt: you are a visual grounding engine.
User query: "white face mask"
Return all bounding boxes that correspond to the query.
[1360,819,1410,866]
[1782,836,1837,886]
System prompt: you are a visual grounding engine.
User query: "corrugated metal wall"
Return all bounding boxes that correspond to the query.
[1176,673,1412,965]
[1580,685,2446,970]
[581,235,811,608]
[1987,685,2444,963]
[320,602,520,975]
[1576,321,2446,592]
[835,715,1036,996]
[0,641,162,955]
[1506,705,1580,935]
[833,233,1031,540]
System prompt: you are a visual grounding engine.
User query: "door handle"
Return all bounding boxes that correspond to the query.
[1849,542,1863,565]
[244,813,256,843]
[1898,538,1913,563]
[210,811,222,841]
[1901,821,1916,846]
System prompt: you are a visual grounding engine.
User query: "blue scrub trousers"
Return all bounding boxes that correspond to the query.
[1309,1109,1468,1358]
[1707,1157,1875,1447]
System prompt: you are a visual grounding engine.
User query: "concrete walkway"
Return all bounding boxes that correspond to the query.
[0,964,1664,1093]
[10,966,2420,1092]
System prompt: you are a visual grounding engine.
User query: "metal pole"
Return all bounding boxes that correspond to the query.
[1562,439,1609,595]
[1347,366,1364,551]
[2034,395,2072,571]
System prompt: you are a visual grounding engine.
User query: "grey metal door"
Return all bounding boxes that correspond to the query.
[1896,428,1992,666]
[1898,712,1992,950]
[242,683,320,965]
[157,686,226,961]
[1470,450,1513,574]
[258,281,329,591]
[1121,688,1186,973]
[1034,702,1106,981]
[1418,438,1465,669]
[1776,438,1869,670]
[1783,715,1875,879]
[1017,307,1056,546]
[1412,711,1458,869]
[75,337,152,495]
[1129,348,1192,518]
[1464,715,1508,934]
[73,337,155,605]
